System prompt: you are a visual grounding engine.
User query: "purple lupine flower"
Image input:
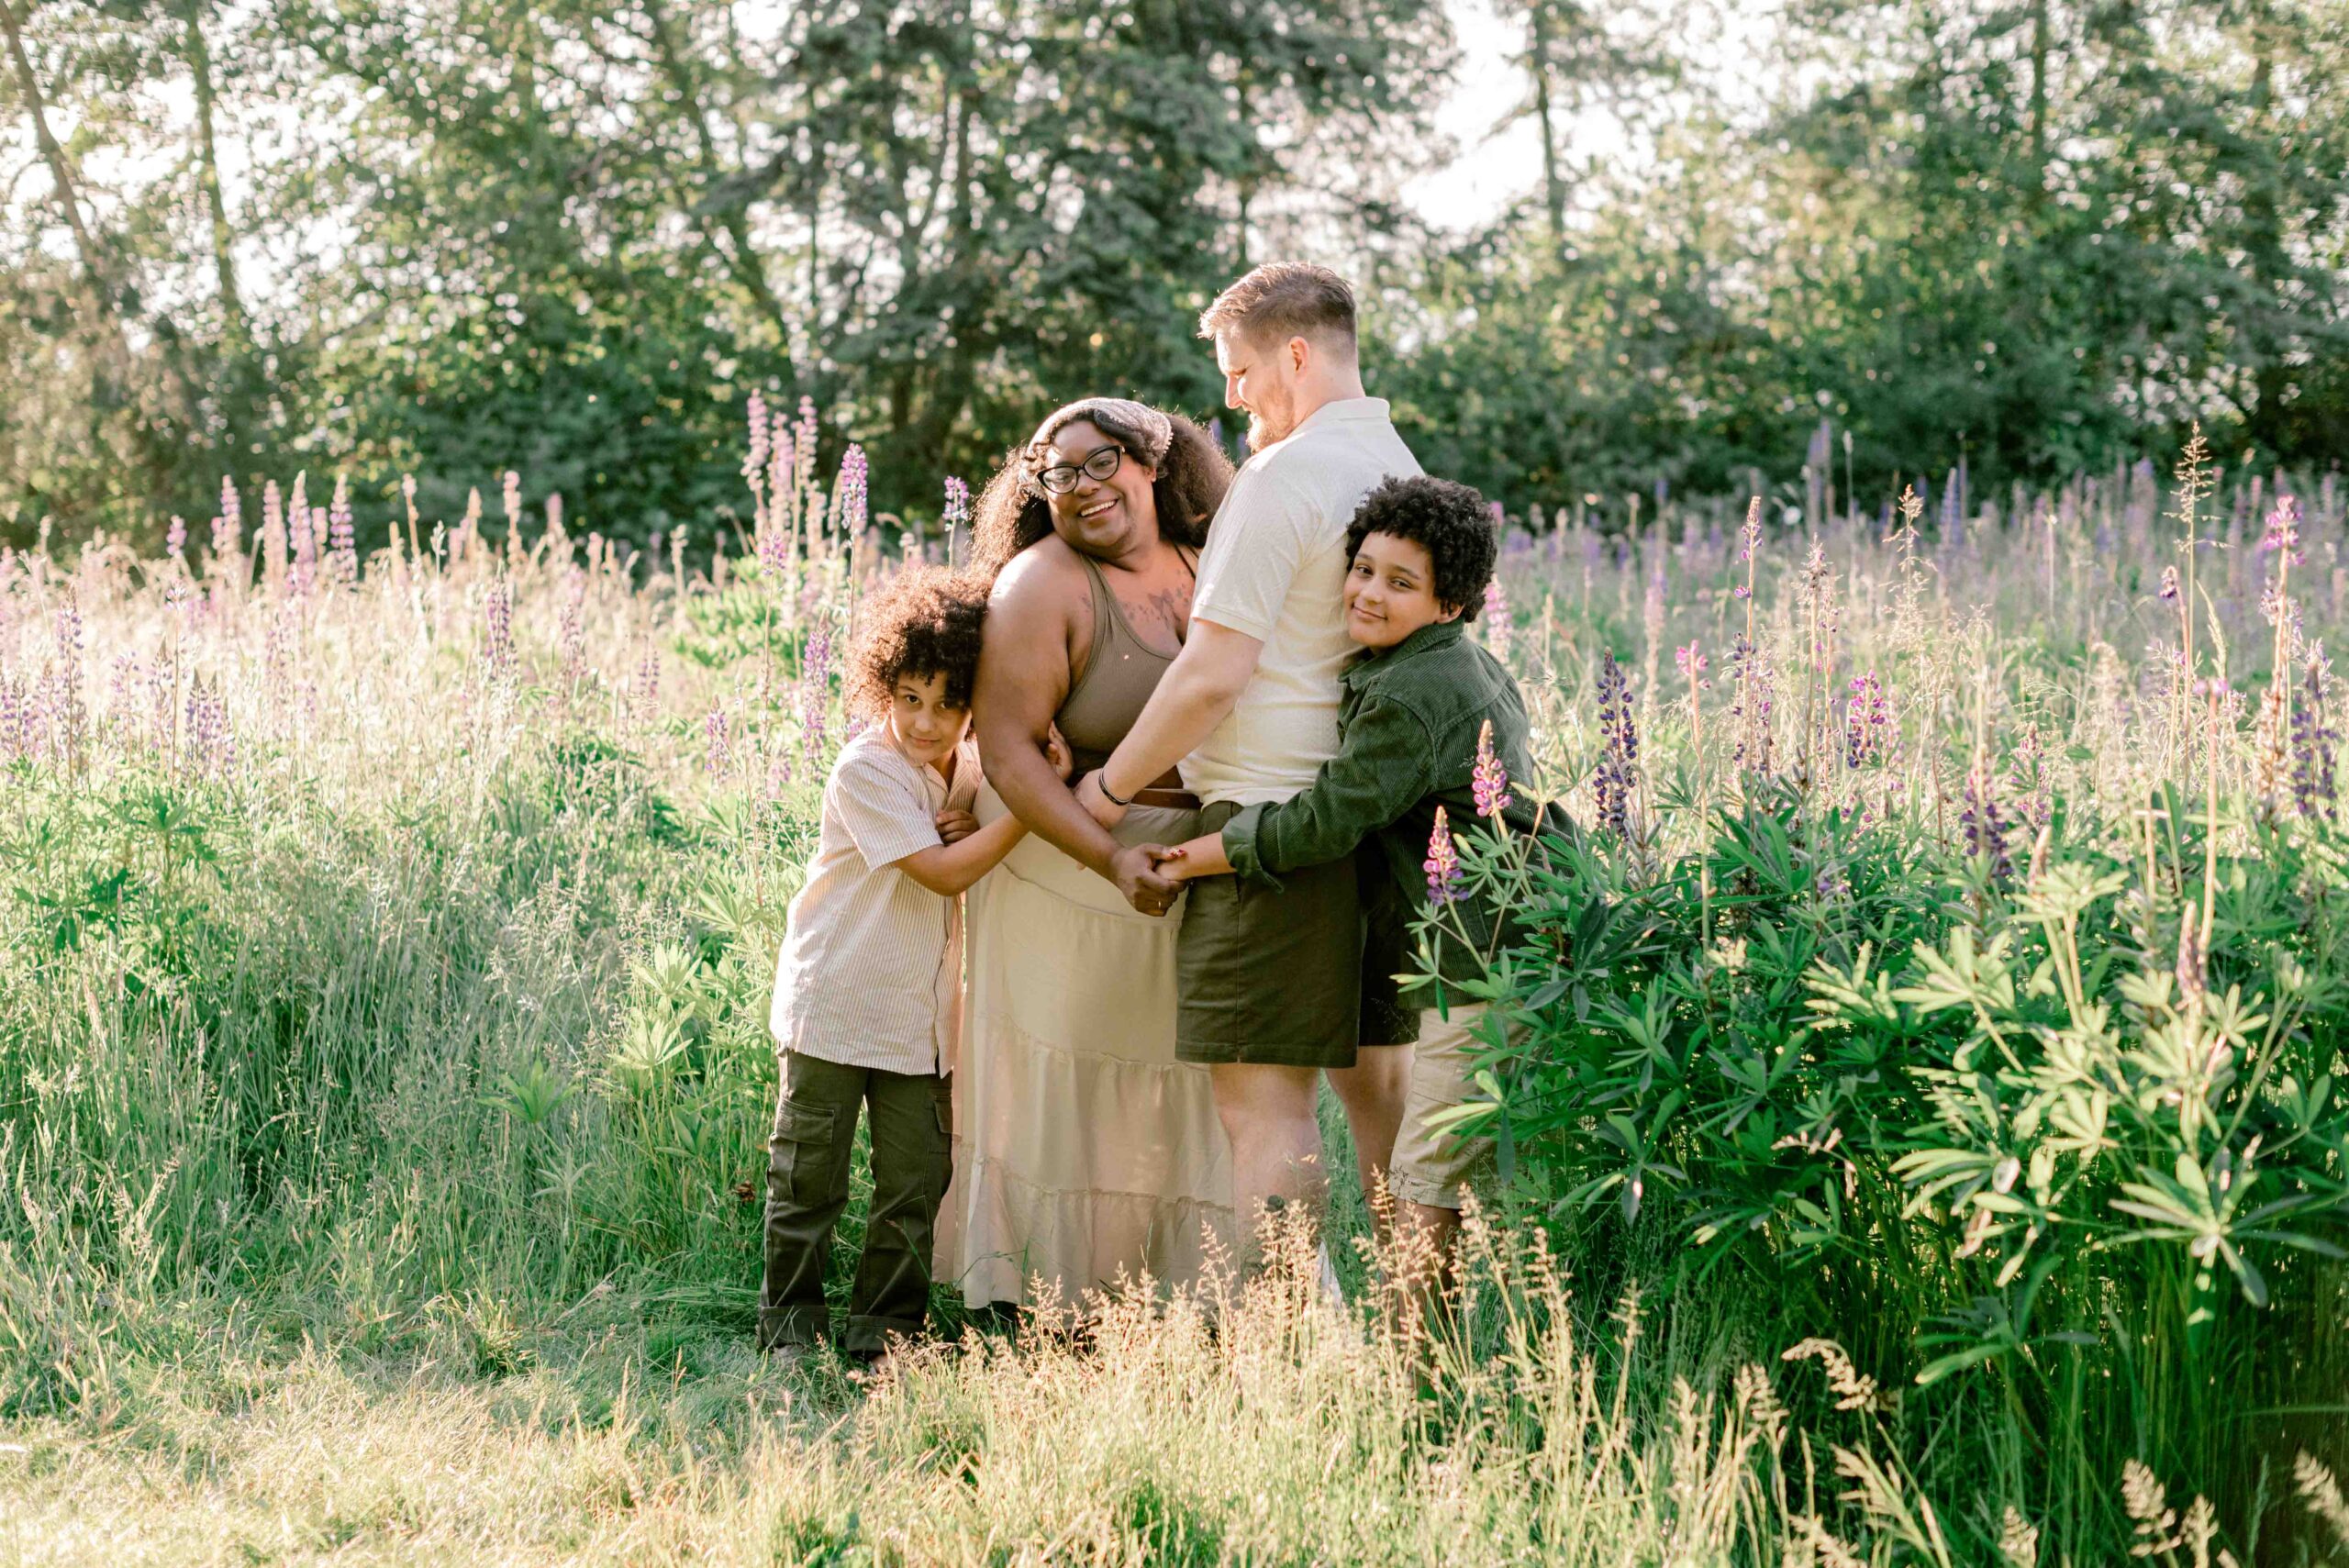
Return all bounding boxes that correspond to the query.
[2261,495,2303,562]
[1843,672,1892,768]
[633,647,660,730]
[704,708,732,774]
[1960,757,2012,882]
[1594,652,1639,837]
[838,445,870,540]
[502,471,522,535]
[483,580,516,684]
[1482,577,1510,663]
[1729,635,1776,774]
[0,672,29,762]
[166,516,187,557]
[795,397,820,499]
[2159,565,2180,602]
[185,677,236,780]
[1424,805,1464,906]
[1472,718,1512,818]
[800,619,833,761]
[47,593,86,765]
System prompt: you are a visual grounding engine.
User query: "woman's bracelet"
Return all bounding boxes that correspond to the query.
[1098,773,1136,808]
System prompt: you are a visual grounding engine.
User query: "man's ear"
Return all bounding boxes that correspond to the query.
[1286,334,1311,375]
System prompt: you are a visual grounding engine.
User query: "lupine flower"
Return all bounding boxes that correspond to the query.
[1960,755,2012,882]
[483,580,516,684]
[704,708,732,774]
[800,619,833,761]
[1424,805,1464,906]
[744,391,770,495]
[1472,718,1511,818]
[166,516,187,557]
[289,487,317,598]
[558,569,588,691]
[328,475,356,586]
[1676,642,1711,689]
[838,445,870,541]
[502,471,522,535]
[213,475,242,566]
[2159,565,2180,602]
[1594,652,1639,838]
[633,648,661,730]
[2261,495,2303,562]
[1729,635,1776,774]
[1844,672,1892,768]
[1483,577,1510,663]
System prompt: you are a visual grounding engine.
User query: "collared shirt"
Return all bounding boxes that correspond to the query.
[1219,618,1543,988]
[1182,396,1421,806]
[770,728,979,1076]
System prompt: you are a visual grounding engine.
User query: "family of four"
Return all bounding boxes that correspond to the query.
[758,263,1541,1360]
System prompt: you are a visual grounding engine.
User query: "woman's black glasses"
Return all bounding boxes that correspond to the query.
[1035,444,1125,495]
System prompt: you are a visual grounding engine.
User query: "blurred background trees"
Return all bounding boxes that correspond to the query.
[1,0,2342,549]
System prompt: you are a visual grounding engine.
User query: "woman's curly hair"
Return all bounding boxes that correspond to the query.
[969,406,1233,576]
[843,563,992,719]
[1342,475,1499,620]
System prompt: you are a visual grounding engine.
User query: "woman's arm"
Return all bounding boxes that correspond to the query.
[974,553,1127,876]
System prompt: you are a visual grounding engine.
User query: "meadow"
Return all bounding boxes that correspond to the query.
[5,420,2349,1565]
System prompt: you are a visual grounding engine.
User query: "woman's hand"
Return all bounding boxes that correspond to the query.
[1144,844,1195,882]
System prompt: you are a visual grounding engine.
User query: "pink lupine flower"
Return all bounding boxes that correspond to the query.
[1425,805,1464,906]
[1472,718,1511,818]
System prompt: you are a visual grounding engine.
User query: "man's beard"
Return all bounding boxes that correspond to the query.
[1244,403,1292,452]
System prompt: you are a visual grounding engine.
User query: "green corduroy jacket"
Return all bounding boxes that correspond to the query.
[1221,617,1542,994]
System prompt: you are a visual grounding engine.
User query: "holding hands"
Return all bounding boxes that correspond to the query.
[1113,830,1231,917]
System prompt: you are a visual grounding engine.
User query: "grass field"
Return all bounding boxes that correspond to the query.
[6,441,2349,1563]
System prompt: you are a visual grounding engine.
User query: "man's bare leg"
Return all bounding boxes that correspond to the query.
[1399,1199,1464,1330]
[1323,1044,1411,1237]
[1209,1063,1326,1266]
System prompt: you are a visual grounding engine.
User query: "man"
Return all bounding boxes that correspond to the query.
[1077,262,1419,1260]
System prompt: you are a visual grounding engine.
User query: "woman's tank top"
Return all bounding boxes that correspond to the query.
[1054,550,1193,784]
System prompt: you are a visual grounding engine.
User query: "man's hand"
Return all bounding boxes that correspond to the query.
[934,808,980,845]
[1110,843,1180,917]
[1075,769,1130,829]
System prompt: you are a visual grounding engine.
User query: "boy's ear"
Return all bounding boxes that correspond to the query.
[1437,601,1467,624]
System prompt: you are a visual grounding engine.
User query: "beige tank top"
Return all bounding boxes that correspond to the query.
[1054,550,1193,785]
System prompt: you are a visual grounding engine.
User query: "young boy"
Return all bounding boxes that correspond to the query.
[761,563,1064,1361]
[1152,474,1538,1270]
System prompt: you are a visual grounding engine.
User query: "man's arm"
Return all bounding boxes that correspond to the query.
[1079,618,1264,827]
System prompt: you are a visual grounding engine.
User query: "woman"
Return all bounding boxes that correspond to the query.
[938,397,1237,1311]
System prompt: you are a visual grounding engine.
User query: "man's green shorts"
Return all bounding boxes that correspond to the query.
[1175,802,1418,1068]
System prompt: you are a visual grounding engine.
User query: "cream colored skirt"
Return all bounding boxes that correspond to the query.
[938,782,1234,1309]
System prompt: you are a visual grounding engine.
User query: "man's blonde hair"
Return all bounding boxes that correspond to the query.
[1197,262,1358,358]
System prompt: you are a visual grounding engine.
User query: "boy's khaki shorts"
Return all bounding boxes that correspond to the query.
[1388,1003,1520,1210]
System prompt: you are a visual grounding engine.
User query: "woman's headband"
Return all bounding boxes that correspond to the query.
[1025,397,1174,471]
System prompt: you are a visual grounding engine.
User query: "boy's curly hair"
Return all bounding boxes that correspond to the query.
[843,563,990,719]
[1342,475,1499,619]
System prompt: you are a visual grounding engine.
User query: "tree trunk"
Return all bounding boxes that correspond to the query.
[0,0,121,335]
[1529,0,1565,245]
[181,0,246,345]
